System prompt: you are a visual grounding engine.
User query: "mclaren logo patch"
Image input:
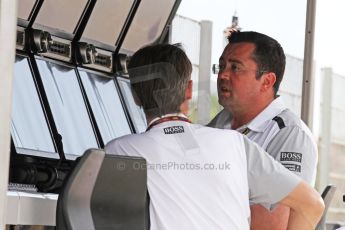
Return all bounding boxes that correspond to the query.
[163,126,184,134]
[282,163,301,173]
[280,152,302,163]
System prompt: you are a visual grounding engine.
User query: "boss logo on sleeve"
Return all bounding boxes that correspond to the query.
[280,152,302,163]
[282,163,301,173]
[163,126,184,134]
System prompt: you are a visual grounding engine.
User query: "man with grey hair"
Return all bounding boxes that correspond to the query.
[105,43,323,229]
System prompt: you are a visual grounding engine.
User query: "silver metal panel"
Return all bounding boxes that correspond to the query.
[121,0,175,53]
[81,0,134,47]
[6,191,57,225]
[17,0,36,21]
[34,0,88,34]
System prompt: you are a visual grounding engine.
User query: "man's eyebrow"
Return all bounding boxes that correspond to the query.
[228,58,242,64]
[218,57,244,66]
[226,58,245,67]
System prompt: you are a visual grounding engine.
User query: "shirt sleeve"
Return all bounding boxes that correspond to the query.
[266,126,318,186]
[242,136,302,210]
[104,136,132,156]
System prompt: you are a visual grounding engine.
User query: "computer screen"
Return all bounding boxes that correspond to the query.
[79,69,132,144]
[36,58,98,157]
[12,55,57,158]
[117,77,147,133]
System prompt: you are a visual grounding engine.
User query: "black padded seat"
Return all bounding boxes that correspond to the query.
[56,148,149,230]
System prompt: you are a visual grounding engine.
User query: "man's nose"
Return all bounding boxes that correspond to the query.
[218,68,230,79]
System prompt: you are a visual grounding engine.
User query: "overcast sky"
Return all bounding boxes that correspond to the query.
[177,0,345,76]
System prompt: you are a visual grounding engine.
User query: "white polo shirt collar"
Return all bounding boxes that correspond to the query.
[232,97,286,133]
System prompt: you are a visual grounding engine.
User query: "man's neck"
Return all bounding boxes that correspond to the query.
[230,111,258,130]
[146,112,188,126]
[230,98,274,130]
[145,99,190,125]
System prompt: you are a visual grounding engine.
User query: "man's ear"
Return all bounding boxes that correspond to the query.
[185,80,193,100]
[131,87,142,107]
[261,72,276,92]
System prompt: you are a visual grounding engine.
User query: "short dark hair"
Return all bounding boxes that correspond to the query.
[128,44,192,118]
[228,31,286,95]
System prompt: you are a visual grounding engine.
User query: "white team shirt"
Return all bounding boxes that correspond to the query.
[208,97,318,185]
[105,113,301,230]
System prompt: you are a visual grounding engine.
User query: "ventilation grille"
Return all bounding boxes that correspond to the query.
[16,29,25,50]
[49,41,70,57]
[82,48,113,73]
[95,53,111,68]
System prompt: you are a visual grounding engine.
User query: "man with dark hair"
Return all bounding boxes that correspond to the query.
[208,31,318,229]
[106,43,323,229]
[128,43,192,120]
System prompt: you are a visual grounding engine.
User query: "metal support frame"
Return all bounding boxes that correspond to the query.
[317,68,333,191]
[197,20,212,125]
[301,0,317,129]
[0,0,18,227]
